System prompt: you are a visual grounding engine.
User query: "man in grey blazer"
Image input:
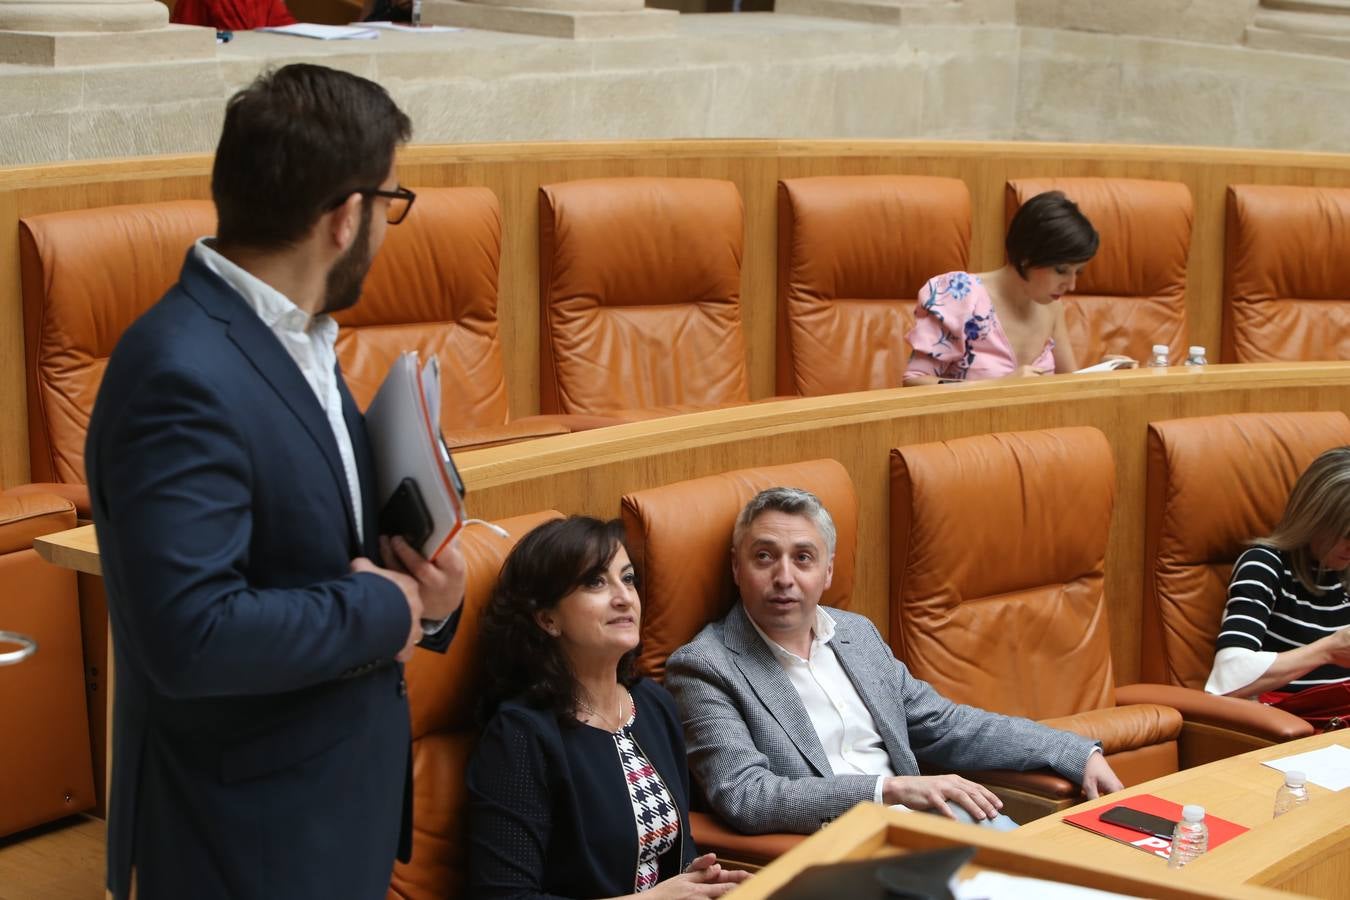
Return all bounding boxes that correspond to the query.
[665,487,1122,835]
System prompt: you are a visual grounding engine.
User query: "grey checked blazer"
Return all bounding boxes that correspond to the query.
[665,604,1097,835]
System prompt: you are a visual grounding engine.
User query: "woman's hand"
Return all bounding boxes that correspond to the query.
[1009,364,1049,378]
[639,856,749,899]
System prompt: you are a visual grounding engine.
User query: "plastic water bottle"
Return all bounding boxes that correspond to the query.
[1148,344,1170,368]
[1274,770,1310,817]
[1183,345,1208,367]
[1167,805,1209,869]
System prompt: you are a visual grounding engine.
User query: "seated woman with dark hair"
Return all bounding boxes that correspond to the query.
[903,190,1126,385]
[466,516,749,899]
[1206,447,1350,724]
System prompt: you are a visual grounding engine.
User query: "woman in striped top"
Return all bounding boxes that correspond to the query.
[1205,447,1350,699]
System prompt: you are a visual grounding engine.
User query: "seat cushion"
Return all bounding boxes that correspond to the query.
[776,175,970,396]
[890,427,1116,720]
[1224,184,1350,362]
[538,177,749,416]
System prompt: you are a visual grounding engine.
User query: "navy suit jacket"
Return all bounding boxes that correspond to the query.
[86,250,452,900]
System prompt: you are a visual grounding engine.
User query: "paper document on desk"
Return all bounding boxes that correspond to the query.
[957,871,1139,899]
[258,23,379,39]
[1074,359,1135,373]
[1263,743,1350,791]
[365,351,466,561]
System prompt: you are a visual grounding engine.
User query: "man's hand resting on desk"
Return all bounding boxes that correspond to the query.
[1081,751,1124,799]
[882,774,1004,822]
[352,535,467,662]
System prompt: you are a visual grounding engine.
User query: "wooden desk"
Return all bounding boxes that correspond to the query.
[729,802,1291,900]
[33,525,99,576]
[1016,731,1350,898]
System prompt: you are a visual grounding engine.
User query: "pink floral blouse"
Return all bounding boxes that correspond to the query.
[904,271,1055,382]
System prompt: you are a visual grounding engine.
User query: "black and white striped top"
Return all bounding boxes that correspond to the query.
[1214,546,1350,692]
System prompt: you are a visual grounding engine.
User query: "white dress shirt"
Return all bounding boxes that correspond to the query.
[193,239,364,544]
[747,606,895,803]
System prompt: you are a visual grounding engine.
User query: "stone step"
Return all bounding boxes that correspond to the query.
[1251,7,1350,35]
[774,0,1011,25]
[1246,22,1350,57]
[1261,0,1350,15]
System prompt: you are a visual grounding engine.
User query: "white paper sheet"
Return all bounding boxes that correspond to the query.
[957,871,1141,899]
[362,21,463,31]
[258,23,379,39]
[1262,743,1350,791]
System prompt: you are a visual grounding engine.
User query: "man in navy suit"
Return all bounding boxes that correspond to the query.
[85,64,467,899]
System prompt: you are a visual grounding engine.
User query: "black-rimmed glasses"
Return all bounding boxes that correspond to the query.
[334,185,417,224]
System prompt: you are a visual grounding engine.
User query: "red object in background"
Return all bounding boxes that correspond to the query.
[171,0,295,30]
[1064,794,1250,860]
[1260,685,1350,733]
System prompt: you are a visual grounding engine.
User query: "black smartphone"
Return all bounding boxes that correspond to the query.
[1099,806,1177,840]
[379,477,433,550]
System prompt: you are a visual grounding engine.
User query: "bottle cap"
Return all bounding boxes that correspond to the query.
[1152,344,1168,354]
[1188,345,1205,356]
[1285,770,1306,786]
[1181,804,1205,821]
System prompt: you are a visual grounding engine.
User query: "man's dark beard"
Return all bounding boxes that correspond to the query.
[321,205,374,315]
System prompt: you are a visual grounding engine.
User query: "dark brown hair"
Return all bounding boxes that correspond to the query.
[1005,190,1099,278]
[478,516,640,724]
[212,64,412,252]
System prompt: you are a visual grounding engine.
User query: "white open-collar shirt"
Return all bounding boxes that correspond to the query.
[194,239,364,545]
[746,605,894,803]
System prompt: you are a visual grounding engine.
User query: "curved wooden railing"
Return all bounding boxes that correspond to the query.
[5,139,1350,490]
[450,362,1350,682]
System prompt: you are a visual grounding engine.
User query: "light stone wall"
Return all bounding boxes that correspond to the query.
[1,8,1348,166]
[1015,0,1259,45]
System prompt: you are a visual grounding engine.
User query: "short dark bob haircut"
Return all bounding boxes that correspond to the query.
[1005,190,1099,278]
[212,63,412,252]
[477,516,640,724]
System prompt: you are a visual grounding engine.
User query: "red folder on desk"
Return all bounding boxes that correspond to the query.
[1064,794,1249,860]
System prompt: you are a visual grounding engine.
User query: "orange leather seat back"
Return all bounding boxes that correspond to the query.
[1006,178,1192,366]
[392,510,563,900]
[776,176,971,396]
[890,427,1116,720]
[337,187,510,430]
[1224,185,1350,363]
[1141,412,1350,688]
[621,459,857,682]
[538,177,750,416]
[20,200,216,486]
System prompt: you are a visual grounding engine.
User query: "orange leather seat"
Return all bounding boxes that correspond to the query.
[621,458,858,866]
[890,427,1185,821]
[0,493,94,837]
[391,510,563,900]
[776,176,971,396]
[15,191,580,520]
[19,199,216,516]
[337,187,600,449]
[1223,185,1350,362]
[1006,177,1192,366]
[538,177,751,418]
[1140,411,1349,760]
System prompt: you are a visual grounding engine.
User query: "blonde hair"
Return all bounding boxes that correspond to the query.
[1259,446,1350,595]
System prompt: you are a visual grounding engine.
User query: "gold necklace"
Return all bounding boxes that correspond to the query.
[577,686,630,732]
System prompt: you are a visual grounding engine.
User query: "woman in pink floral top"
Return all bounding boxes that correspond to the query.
[904,191,1099,385]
